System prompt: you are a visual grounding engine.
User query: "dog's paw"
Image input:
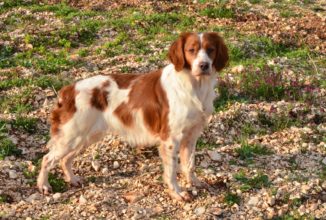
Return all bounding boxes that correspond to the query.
[37,182,52,195]
[168,189,192,202]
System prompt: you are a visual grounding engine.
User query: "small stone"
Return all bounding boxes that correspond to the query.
[298,205,306,216]
[9,170,18,179]
[45,196,51,203]
[26,193,40,203]
[53,193,61,201]
[210,207,223,216]
[207,151,222,162]
[301,184,310,194]
[113,161,119,169]
[322,157,326,165]
[231,65,244,73]
[26,217,32,220]
[123,191,143,203]
[102,167,109,175]
[92,160,100,172]
[79,195,87,205]
[195,206,206,216]
[200,159,209,168]
[266,207,275,219]
[192,189,198,196]
[231,203,239,212]
[267,196,275,206]
[248,196,259,207]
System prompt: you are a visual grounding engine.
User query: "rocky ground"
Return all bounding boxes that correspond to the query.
[0,0,325,219]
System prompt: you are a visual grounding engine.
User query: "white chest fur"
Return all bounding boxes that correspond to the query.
[161,64,217,134]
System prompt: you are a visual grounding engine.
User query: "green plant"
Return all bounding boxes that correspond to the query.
[0,138,19,160]
[200,6,235,19]
[236,142,273,160]
[35,51,73,74]
[249,0,262,4]
[319,166,326,180]
[11,117,37,133]
[224,192,240,205]
[234,171,270,191]
[48,173,67,193]
[0,194,13,203]
[196,138,217,150]
[34,75,70,91]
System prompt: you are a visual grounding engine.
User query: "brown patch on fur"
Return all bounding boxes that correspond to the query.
[91,88,108,111]
[203,32,229,71]
[110,74,139,89]
[113,102,134,127]
[114,70,170,140]
[102,80,110,87]
[50,84,78,136]
[90,80,110,111]
[168,32,193,71]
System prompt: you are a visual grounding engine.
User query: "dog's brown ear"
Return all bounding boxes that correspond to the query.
[209,32,229,72]
[168,33,190,72]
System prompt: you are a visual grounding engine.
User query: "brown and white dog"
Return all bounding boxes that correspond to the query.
[37,32,228,201]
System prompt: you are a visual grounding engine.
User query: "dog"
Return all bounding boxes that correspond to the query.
[37,32,228,201]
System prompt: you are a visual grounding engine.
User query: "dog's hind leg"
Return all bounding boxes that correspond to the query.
[60,149,82,186]
[37,135,84,194]
[60,126,107,186]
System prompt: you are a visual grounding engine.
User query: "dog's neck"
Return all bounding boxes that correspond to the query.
[161,64,217,114]
[173,66,217,99]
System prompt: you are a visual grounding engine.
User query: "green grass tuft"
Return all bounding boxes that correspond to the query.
[48,173,67,193]
[224,192,241,206]
[236,142,273,160]
[11,117,38,134]
[0,136,22,160]
[200,6,235,19]
[196,137,217,150]
[0,194,13,204]
[234,171,270,191]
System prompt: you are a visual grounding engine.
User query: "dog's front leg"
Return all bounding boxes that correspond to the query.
[180,124,208,188]
[159,141,191,202]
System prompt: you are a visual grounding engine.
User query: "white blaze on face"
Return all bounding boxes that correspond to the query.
[191,33,213,76]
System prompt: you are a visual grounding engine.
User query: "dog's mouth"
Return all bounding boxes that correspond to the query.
[192,71,211,77]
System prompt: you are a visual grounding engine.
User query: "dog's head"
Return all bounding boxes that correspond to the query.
[168,32,229,76]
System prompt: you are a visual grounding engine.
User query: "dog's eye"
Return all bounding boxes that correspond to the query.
[207,48,215,54]
[188,48,195,53]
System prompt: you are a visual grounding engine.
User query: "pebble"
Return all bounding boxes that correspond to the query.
[298,205,306,216]
[184,204,192,211]
[102,167,109,175]
[79,195,87,205]
[91,160,101,172]
[210,207,223,216]
[231,65,244,73]
[53,193,61,201]
[9,170,18,179]
[248,196,259,207]
[207,151,222,162]
[192,189,198,196]
[113,161,119,169]
[26,193,40,203]
[195,206,206,216]
[322,157,326,165]
[267,196,275,206]
[200,159,209,168]
[266,207,275,219]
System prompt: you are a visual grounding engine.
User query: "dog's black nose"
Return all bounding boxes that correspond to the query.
[199,62,209,71]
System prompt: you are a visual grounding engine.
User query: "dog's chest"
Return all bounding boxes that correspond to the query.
[163,76,215,131]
